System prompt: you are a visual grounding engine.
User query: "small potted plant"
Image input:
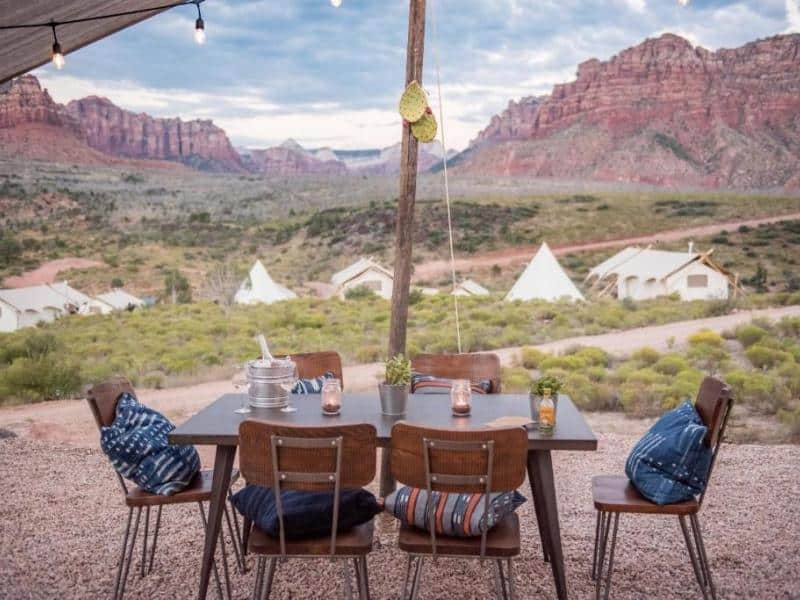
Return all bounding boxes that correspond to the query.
[530,375,563,421]
[379,354,411,416]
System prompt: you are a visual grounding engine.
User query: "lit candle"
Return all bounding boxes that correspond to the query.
[321,379,342,415]
[451,379,471,417]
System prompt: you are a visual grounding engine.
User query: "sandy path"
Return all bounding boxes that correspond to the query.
[413,211,800,280]
[2,305,796,449]
[2,257,106,287]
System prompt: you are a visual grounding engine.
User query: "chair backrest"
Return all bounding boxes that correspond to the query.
[238,420,377,555]
[85,376,136,494]
[411,352,502,393]
[391,422,527,556]
[694,376,734,506]
[291,351,344,389]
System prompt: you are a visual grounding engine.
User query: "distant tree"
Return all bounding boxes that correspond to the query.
[164,270,192,304]
[746,264,768,293]
[204,263,244,313]
[111,277,124,289]
[0,230,22,268]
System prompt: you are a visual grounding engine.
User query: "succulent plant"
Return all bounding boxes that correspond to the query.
[385,354,411,386]
[533,375,563,397]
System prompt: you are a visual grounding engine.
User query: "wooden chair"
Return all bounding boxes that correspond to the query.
[87,377,241,600]
[238,420,378,599]
[411,352,502,393]
[291,351,344,388]
[390,423,528,599]
[591,376,734,600]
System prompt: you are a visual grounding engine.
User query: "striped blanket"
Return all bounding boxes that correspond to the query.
[100,392,200,496]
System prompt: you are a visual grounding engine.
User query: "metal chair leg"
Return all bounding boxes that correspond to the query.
[691,515,717,600]
[591,510,602,581]
[251,557,265,600]
[493,559,507,600]
[410,556,424,600]
[360,556,370,599]
[402,556,414,599]
[147,506,162,575]
[262,558,276,600]
[118,507,142,600]
[140,506,150,578]
[242,517,253,558]
[595,512,619,600]
[342,558,354,600]
[113,508,134,600]
[506,559,517,600]
[679,516,709,599]
[224,501,245,573]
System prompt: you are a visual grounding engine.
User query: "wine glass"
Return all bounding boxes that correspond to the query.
[232,363,251,414]
[280,358,299,413]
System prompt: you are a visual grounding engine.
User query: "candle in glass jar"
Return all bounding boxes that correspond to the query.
[451,379,472,417]
[321,379,342,415]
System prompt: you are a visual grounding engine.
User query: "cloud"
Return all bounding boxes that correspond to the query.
[787,0,800,32]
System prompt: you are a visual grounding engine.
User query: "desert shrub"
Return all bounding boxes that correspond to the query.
[724,369,784,414]
[0,355,81,403]
[355,344,382,364]
[734,324,769,348]
[745,344,794,370]
[520,347,549,369]
[687,329,724,348]
[777,317,800,339]
[653,354,690,376]
[501,367,532,393]
[585,366,607,382]
[630,347,661,366]
[619,380,669,417]
[539,354,587,372]
[687,344,730,374]
[568,346,609,367]
[142,371,167,389]
[777,407,800,442]
[344,285,376,300]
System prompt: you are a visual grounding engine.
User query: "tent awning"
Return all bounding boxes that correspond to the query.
[0,1,178,84]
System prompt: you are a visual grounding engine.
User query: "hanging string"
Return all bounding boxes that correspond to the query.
[429,0,462,354]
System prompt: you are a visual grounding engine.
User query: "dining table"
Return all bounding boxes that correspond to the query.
[169,392,598,600]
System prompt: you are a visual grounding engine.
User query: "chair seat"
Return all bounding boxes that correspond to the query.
[248,520,374,557]
[398,513,520,557]
[592,475,699,515]
[126,469,239,507]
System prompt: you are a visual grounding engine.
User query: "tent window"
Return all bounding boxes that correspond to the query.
[687,274,708,288]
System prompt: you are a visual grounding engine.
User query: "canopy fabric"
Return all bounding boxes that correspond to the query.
[0,1,177,84]
[505,241,585,302]
[235,260,296,305]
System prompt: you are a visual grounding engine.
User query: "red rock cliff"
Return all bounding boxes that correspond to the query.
[0,75,82,136]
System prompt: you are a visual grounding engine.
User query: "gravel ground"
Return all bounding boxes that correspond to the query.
[1,432,798,600]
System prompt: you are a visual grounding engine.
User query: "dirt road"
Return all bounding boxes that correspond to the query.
[2,257,105,287]
[413,211,800,280]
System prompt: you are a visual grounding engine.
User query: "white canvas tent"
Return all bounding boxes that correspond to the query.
[586,245,735,301]
[453,279,490,296]
[234,260,296,305]
[89,289,145,314]
[331,257,394,300]
[505,242,584,302]
[0,282,92,332]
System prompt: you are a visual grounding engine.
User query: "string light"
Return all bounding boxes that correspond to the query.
[50,23,65,70]
[194,1,206,44]
[677,0,690,6]
[0,0,207,71]
[330,0,342,7]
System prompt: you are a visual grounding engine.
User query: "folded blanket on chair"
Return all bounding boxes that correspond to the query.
[100,392,200,495]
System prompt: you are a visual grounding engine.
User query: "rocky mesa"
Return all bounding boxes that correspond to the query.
[456,33,800,189]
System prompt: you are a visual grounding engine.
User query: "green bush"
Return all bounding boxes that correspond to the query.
[0,355,82,403]
[653,354,690,376]
[777,406,800,442]
[687,329,725,347]
[630,347,661,366]
[501,367,532,393]
[520,347,549,369]
[539,354,587,372]
[734,324,769,348]
[569,346,609,367]
[344,285,376,300]
[745,344,794,370]
[724,368,784,414]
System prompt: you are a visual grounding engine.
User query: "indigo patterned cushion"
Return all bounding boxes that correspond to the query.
[100,392,200,495]
[292,371,336,394]
[384,486,525,537]
[625,400,712,505]
[411,372,493,395]
[231,485,380,539]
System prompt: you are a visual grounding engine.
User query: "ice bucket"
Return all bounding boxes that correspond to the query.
[247,358,295,408]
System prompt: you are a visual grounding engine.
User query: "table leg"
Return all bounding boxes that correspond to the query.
[197,444,236,600]
[379,447,395,497]
[528,450,567,600]
[527,458,550,563]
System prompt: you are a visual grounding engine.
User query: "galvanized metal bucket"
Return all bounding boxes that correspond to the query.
[379,384,409,416]
[247,358,295,408]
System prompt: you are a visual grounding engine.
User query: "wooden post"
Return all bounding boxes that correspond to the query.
[389,0,427,358]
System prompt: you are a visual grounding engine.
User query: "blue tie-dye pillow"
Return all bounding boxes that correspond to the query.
[625,400,712,505]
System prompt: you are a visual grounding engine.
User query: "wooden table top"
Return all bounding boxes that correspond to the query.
[169,393,598,451]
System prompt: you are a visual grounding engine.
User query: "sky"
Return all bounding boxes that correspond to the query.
[33,0,800,151]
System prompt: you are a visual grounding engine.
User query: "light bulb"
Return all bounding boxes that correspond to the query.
[51,42,65,70]
[677,0,690,6]
[331,0,342,7]
[194,18,206,44]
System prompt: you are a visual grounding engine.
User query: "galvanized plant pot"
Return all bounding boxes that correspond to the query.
[379,383,409,416]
